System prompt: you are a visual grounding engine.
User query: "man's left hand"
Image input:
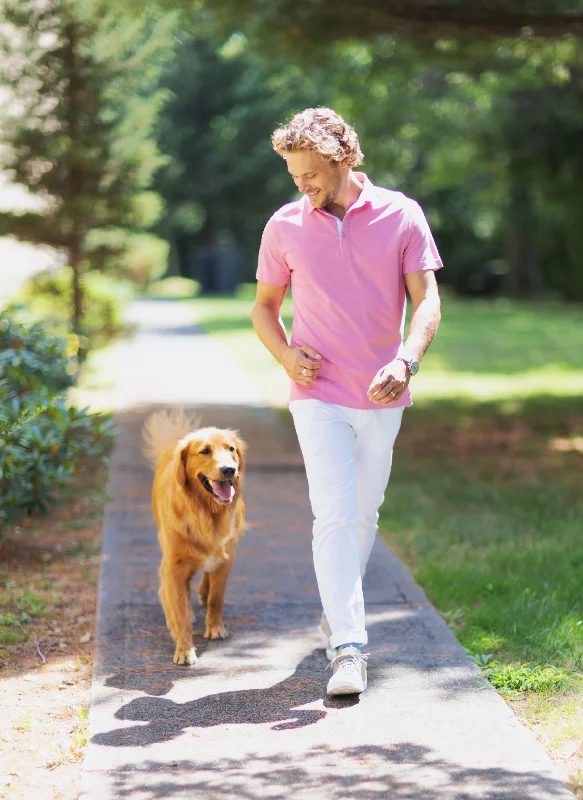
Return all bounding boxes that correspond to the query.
[367,359,410,405]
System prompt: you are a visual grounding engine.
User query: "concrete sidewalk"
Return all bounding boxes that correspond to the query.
[80,300,573,799]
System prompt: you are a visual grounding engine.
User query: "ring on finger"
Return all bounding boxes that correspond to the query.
[302,367,308,376]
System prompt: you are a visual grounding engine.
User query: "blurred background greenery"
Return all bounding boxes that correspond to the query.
[155,30,583,302]
[1,0,583,323]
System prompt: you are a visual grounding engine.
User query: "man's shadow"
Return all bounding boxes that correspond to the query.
[93,651,355,747]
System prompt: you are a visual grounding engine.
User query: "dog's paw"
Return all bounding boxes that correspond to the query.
[173,646,197,666]
[204,622,228,640]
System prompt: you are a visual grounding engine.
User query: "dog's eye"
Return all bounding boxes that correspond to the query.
[229,446,235,452]
[200,447,211,455]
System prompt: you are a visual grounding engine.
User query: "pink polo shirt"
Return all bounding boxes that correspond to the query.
[256,172,443,409]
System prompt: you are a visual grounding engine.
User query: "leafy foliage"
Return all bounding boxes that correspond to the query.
[0,316,113,528]
[483,659,569,693]
[6,267,133,355]
[0,318,74,410]
[467,650,569,692]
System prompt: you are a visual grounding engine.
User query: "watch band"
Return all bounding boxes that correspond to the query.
[397,356,419,375]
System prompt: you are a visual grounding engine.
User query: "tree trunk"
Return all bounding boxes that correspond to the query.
[63,20,83,333]
[506,169,544,297]
[69,241,83,336]
[196,220,218,295]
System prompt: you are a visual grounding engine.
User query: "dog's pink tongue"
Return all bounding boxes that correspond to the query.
[210,480,234,502]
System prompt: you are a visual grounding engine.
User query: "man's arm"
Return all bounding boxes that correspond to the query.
[400,269,441,362]
[251,281,322,386]
[251,281,289,363]
[367,270,441,405]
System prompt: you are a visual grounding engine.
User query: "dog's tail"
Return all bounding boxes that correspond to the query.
[142,408,201,468]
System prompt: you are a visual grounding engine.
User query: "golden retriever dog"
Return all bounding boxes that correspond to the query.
[143,409,246,666]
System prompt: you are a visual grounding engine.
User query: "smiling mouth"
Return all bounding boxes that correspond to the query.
[198,473,235,504]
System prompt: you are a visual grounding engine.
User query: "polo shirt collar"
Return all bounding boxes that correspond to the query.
[305,171,374,214]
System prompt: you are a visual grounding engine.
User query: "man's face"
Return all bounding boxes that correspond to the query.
[284,150,344,209]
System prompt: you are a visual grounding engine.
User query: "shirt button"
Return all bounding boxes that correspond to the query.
[342,232,347,237]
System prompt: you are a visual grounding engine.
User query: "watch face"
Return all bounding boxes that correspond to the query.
[409,360,419,375]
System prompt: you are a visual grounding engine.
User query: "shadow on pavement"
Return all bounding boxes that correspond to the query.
[92,651,362,747]
[96,743,571,800]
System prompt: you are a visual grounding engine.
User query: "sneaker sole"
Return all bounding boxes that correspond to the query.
[327,679,367,696]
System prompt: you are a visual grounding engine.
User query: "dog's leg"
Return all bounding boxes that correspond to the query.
[204,559,233,640]
[159,558,198,665]
[198,572,210,607]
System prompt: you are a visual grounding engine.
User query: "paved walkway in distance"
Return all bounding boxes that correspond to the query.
[80,299,574,800]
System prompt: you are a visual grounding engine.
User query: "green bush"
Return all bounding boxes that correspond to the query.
[0,317,75,413]
[0,316,113,528]
[9,267,134,352]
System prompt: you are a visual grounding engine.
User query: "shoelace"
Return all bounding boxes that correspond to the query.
[327,652,369,673]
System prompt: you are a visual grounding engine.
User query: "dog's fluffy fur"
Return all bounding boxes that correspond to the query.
[143,409,246,665]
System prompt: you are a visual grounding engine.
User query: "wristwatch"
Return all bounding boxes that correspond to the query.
[397,357,419,376]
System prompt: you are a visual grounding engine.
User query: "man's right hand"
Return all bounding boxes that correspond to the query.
[282,346,323,386]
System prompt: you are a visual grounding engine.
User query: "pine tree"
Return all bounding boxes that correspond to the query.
[0,0,175,332]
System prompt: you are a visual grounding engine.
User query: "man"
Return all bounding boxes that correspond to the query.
[251,107,442,696]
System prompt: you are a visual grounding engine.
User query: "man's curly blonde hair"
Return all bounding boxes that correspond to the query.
[272,107,364,167]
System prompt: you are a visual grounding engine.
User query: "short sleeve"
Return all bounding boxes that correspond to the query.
[256,217,291,286]
[402,201,443,274]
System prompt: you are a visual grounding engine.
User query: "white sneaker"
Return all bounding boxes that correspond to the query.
[317,613,336,661]
[326,646,368,696]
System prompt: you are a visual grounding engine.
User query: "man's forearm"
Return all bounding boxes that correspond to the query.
[401,295,441,362]
[251,303,289,364]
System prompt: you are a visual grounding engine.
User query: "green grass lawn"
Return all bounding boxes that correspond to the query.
[381,400,582,672]
[184,284,583,786]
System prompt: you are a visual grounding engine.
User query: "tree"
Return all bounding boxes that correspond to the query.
[497,73,583,298]
[0,0,176,332]
[156,32,325,285]
[324,37,583,297]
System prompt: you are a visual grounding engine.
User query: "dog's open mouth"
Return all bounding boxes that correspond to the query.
[198,473,235,504]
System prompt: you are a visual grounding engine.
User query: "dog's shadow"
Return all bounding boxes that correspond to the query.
[94,651,356,747]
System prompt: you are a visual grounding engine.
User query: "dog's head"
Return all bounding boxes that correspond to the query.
[174,427,246,507]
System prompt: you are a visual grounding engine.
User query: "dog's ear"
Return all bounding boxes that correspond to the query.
[174,441,191,487]
[234,435,247,478]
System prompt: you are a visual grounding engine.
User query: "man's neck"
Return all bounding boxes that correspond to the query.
[325,171,363,220]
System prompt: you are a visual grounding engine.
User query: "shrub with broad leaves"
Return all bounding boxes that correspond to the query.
[0,316,113,528]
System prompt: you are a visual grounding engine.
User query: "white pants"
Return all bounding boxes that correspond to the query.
[289,399,404,649]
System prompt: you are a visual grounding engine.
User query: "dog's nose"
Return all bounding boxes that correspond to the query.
[220,466,236,479]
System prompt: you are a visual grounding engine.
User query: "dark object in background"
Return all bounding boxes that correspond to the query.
[455,260,507,297]
[195,244,241,295]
